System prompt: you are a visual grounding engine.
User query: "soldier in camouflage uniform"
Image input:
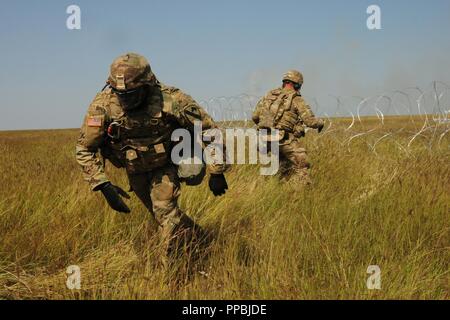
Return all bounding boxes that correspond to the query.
[76,53,229,265]
[252,70,324,184]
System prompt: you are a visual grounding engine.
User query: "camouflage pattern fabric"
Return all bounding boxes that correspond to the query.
[76,83,228,191]
[107,52,155,91]
[253,86,323,184]
[76,54,228,266]
[282,70,304,85]
[127,165,200,266]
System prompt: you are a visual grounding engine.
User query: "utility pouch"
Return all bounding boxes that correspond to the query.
[257,94,281,129]
[276,110,298,132]
[124,142,169,174]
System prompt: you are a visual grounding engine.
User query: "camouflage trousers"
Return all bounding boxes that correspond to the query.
[278,136,311,185]
[127,165,199,267]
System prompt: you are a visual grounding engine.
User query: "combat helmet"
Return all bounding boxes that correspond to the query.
[107,53,155,91]
[282,70,304,85]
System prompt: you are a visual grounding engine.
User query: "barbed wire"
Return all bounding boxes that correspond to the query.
[199,81,450,156]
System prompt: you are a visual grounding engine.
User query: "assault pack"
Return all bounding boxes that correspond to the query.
[256,89,305,138]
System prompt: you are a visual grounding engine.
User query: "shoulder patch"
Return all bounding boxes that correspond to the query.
[184,105,202,120]
[87,116,103,127]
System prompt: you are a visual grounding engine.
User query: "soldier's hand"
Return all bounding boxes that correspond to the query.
[99,182,131,213]
[317,122,325,133]
[208,174,228,196]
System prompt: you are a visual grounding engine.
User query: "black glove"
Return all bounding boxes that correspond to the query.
[99,182,131,213]
[208,174,228,196]
[317,122,325,133]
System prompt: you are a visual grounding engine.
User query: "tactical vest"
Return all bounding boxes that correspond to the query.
[257,89,299,132]
[100,89,178,174]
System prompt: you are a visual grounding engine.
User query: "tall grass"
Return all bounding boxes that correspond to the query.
[0,117,448,299]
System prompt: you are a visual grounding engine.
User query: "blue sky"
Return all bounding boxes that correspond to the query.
[1,0,450,129]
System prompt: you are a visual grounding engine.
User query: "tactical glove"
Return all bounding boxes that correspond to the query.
[317,122,325,133]
[99,182,131,213]
[208,174,228,196]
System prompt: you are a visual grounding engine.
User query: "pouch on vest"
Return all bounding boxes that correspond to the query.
[257,94,279,129]
[258,106,276,129]
[124,142,169,174]
[277,110,298,132]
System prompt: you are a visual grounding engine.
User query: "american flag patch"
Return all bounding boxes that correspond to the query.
[87,116,102,127]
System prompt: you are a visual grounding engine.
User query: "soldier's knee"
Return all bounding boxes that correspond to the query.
[151,170,180,201]
[151,178,182,226]
[152,182,175,201]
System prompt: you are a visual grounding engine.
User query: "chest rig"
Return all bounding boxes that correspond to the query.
[100,89,178,174]
[257,89,299,132]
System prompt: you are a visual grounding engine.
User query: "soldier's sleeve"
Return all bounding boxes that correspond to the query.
[75,93,110,191]
[171,88,230,175]
[294,96,324,129]
[252,98,264,125]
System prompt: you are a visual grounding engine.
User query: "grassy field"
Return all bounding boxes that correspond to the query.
[0,116,448,300]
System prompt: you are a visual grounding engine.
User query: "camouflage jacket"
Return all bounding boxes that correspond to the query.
[76,83,228,190]
[252,87,324,135]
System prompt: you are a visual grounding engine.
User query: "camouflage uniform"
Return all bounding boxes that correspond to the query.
[76,53,228,265]
[252,70,323,184]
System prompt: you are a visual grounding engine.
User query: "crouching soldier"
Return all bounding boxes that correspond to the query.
[76,53,229,267]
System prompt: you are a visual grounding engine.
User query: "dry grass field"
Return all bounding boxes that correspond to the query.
[0,116,448,299]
